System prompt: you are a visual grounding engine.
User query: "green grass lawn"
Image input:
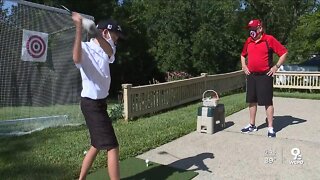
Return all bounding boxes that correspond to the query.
[0,99,119,121]
[0,91,318,179]
[0,93,246,180]
[274,90,320,100]
[0,104,82,121]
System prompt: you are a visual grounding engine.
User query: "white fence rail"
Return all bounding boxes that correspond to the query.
[122,70,246,120]
[274,71,320,89]
[121,70,320,120]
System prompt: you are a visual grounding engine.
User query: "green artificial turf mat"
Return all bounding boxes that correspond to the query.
[87,157,198,180]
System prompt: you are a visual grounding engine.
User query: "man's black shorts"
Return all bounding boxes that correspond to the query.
[80,97,119,150]
[246,74,273,106]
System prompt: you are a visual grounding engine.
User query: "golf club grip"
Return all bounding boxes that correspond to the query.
[82,18,99,37]
[60,5,98,37]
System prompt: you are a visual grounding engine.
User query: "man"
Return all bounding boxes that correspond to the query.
[72,12,125,180]
[240,19,287,138]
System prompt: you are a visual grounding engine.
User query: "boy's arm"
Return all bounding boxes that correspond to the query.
[72,12,83,64]
[96,35,113,58]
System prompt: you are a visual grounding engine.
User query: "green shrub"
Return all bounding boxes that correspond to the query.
[165,71,193,81]
[109,104,124,121]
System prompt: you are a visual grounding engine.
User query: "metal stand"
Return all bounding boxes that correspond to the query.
[197,104,225,134]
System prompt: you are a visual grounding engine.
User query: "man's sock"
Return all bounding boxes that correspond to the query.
[268,127,274,133]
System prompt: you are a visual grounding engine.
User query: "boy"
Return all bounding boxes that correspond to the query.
[72,12,124,180]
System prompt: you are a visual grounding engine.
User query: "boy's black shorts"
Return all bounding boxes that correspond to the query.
[80,97,119,150]
[246,74,273,106]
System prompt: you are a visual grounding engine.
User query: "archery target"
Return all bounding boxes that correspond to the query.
[26,35,46,58]
[21,30,48,62]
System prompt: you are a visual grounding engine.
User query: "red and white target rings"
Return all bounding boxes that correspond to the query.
[26,35,46,58]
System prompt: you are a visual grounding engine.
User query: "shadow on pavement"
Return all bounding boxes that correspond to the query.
[122,152,214,180]
[218,121,234,131]
[257,115,307,132]
[167,152,214,173]
[212,121,235,133]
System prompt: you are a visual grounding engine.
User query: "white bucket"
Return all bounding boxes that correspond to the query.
[202,90,219,107]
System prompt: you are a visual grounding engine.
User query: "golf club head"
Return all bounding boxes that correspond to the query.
[82,18,99,37]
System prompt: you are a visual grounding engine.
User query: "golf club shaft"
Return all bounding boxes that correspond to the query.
[61,5,72,15]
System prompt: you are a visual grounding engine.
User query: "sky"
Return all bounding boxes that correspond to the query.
[1,0,18,16]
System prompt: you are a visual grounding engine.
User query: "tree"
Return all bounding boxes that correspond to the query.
[242,0,319,45]
[124,0,244,75]
[24,0,320,90]
[287,12,320,63]
[28,0,117,23]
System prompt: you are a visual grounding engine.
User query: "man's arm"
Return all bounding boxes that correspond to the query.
[267,52,287,76]
[240,39,251,75]
[275,52,287,68]
[72,12,82,64]
[268,35,288,71]
[241,55,250,75]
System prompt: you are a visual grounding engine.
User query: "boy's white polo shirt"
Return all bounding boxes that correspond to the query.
[75,39,114,100]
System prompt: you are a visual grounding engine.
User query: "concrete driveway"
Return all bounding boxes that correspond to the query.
[137,97,320,180]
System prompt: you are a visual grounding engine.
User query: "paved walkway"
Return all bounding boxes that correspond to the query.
[137,97,320,180]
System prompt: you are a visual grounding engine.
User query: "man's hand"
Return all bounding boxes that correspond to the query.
[242,65,251,75]
[266,66,278,76]
[240,56,250,75]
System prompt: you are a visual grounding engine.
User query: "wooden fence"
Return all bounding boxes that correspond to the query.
[274,71,320,90]
[122,70,246,120]
[121,70,320,120]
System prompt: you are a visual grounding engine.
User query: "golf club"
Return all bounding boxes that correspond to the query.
[60,5,72,14]
[61,5,114,57]
[60,5,99,37]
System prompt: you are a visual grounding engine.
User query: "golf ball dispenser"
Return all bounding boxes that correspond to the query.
[197,90,225,134]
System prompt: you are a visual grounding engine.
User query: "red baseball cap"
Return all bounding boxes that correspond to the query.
[247,19,262,29]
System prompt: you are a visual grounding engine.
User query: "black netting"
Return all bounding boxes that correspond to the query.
[0,0,93,134]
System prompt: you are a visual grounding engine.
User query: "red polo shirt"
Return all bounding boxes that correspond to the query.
[241,34,287,72]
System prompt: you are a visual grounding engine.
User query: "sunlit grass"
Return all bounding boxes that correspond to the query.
[0,99,118,121]
[274,90,320,100]
[0,91,317,179]
[0,93,246,179]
